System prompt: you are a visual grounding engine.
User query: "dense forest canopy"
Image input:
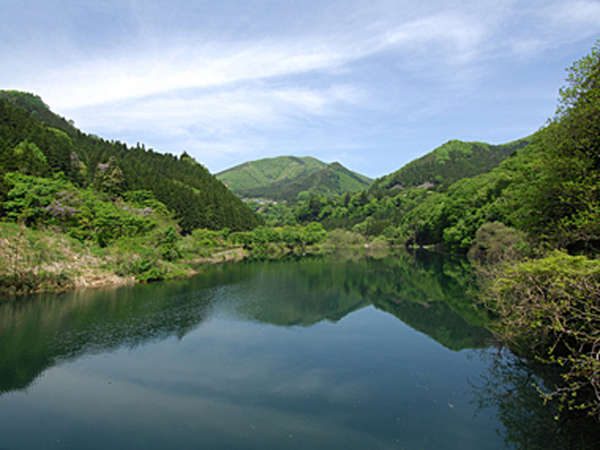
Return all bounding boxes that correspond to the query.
[0,91,261,233]
[369,137,532,195]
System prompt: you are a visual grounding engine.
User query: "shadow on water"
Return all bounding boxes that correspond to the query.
[0,250,490,395]
[472,350,600,450]
[361,250,493,351]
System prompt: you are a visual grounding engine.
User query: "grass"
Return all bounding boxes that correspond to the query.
[0,222,125,296]
[0,220,399,297]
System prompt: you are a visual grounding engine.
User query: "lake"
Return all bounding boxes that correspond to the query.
[0,251,587,449]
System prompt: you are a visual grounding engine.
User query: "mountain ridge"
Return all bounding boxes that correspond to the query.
[217,155,372,202]
[369,137,533,195]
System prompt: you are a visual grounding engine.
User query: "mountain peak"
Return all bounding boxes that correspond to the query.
[217,156,372,202]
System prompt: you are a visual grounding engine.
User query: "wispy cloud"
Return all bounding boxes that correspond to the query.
[383,13,488,62]
[1,0,597,176]
[31,41,345,110]
[71,84,363,134]
[9,8,503,111]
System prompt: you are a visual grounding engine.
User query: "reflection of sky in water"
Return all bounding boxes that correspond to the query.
[0,256,508,449]
[0,305,504,449]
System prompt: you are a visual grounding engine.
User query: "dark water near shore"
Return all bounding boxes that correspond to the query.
[0,252,593,449]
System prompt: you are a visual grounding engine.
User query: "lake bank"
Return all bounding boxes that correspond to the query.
[0,222,393,298]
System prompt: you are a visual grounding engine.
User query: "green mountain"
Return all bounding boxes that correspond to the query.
[217,156,372,202]
[369,137,532,195]
[288,136,535,231]
[0,91,261,232]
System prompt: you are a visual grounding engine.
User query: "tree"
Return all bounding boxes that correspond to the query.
[11,140,47,176]
[525,41,600,251]
[94,156,124,197]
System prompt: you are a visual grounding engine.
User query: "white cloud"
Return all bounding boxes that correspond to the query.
[2,0,596,176]
[71,84,363,135]
[6,8,505,113]
[30,41,346,110]
[505,0,600,57]
[383,13,488,61]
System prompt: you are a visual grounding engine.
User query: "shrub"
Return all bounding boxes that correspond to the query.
[468,222,529,265]
[3,172,159,244]
[325,229,366,247]
[484,251,600,418]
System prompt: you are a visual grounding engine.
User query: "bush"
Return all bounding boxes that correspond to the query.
[158,226,181,261]
[485,251,600,418]
[2,172,160,244]
[325,229,366,247]
[468,222,529,265]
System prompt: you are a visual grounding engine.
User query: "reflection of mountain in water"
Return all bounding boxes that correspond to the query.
[365,251,492,351]
[374,297,491,351]
[215,259,370,326]
[0,251,490,395]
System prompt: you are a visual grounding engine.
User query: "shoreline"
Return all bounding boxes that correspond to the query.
[0,246,251,299]
[1,241,403,299]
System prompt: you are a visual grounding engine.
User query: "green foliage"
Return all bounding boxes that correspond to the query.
[228,223,327,251]
[300,222,327,245]
[0,94,261,232]
[323,229,366,247]
[0,100,75,178]
[2,172,161,244]
[217,156,372,202]
[11,140,47,176]
[218,156,326,191]
[69,150,87,185]
[434,139,474,163]
[0,91,76,134]
[485,251,600,418]
[123,256,167,282]
[507,43,600,251]
[158,226,181,261]
[370,137,530,195]
[468,222,530,265]
[0,222,85,295]
[297,132,544,252]
[261,41,598,256]
[93,156,124,197]
[282,139,537,245]
[246,199,298,226]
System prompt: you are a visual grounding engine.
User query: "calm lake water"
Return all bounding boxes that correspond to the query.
[0,251,589,449]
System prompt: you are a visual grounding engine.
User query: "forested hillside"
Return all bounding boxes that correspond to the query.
[217,155,372,201]
[259,135,535,233]
[0,91,261,233]
[241,133,534,230]
[369,137,531,195]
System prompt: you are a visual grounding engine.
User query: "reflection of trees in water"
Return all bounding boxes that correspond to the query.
[0,251,491,396]
[0,280,217,394]
[3,252,597,444]
[346,250,493,350]
[473,350,600,450]
[373,297,491,351]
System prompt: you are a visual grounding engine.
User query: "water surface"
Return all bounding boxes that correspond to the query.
[1,252,514,449]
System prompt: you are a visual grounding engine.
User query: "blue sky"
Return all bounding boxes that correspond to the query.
[1,0,599,178]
